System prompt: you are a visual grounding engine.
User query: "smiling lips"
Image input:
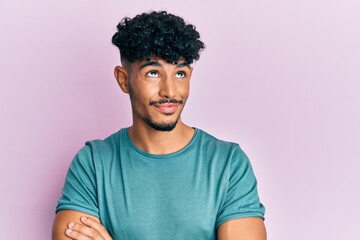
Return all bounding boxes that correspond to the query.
[154,103,179,114]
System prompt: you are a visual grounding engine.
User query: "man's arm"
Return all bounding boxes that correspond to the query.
[217,217,266,240]
[52,210,111,240]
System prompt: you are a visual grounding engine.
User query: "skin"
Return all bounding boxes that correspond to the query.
[52,58,267,240]
[115,57,195,154]
[217,218,267,240]
[52,210,109,240]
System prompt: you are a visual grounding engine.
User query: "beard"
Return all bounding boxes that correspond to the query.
[129,85,182,132]
[143,115,180,131]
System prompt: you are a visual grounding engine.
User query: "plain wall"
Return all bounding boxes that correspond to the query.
[1,0,359,239]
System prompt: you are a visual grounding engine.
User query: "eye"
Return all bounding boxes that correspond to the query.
[175,71,186,78]
[146,71,159,78]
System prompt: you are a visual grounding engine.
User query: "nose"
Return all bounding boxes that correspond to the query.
[159,76,176,99]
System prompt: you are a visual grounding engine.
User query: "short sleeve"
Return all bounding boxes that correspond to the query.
[56,143,99,218]
[216,145,265,228]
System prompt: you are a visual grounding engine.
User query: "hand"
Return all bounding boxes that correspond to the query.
[65,216,113,240]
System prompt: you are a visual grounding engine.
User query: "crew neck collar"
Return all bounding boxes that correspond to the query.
[122,127,199,159]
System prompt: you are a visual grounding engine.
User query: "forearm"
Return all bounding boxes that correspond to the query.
[52,210,100,240]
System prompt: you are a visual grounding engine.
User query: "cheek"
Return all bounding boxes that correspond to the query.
[131,84,159,104]
[178,81,190,98]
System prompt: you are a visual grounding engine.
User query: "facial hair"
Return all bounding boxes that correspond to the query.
[143,115,180,131]
[129,86,182,132]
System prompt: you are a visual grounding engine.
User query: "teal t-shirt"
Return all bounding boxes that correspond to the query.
[56,128,265,240]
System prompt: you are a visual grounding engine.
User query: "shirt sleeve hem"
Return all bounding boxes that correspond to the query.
[55,205,100,219]
[216,212,265,229]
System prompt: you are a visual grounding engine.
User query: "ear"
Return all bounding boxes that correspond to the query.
[114,66,129,93]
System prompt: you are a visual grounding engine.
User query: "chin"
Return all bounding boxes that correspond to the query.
[145,118,179,132]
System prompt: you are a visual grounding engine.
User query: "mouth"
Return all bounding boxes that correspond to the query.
[153,103,179,114]
[150,99,183,114]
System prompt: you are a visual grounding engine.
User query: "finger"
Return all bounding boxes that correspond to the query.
[80,217,112,240]
[67,222,103,240]
[65,227,92,240]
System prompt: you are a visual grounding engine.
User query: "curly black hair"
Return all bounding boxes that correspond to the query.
[112,11,205,64]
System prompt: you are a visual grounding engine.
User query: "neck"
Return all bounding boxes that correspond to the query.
[128,119,194,154]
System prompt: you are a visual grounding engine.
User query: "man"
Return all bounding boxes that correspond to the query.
[52,11,266,240]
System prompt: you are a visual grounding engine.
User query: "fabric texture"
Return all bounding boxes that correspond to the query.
[56,128,265,240]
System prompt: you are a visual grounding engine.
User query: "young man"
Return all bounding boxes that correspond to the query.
[53,11,266,240]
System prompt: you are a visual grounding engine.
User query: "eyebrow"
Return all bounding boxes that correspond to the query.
[176,62,191,69]
[139,61,191,69]
[139,61,161,69]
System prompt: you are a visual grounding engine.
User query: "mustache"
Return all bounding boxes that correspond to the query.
[150,99,184,106]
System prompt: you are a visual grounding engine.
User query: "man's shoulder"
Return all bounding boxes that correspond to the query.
[76,128,125,162]
[196,128,240,152]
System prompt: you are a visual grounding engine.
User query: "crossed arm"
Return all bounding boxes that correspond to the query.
[52,210,266,240]
[52,210,112,240]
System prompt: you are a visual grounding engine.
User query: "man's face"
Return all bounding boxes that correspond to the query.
[124,57,192,131]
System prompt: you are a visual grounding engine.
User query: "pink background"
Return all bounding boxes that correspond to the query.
[1,0,359,239]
